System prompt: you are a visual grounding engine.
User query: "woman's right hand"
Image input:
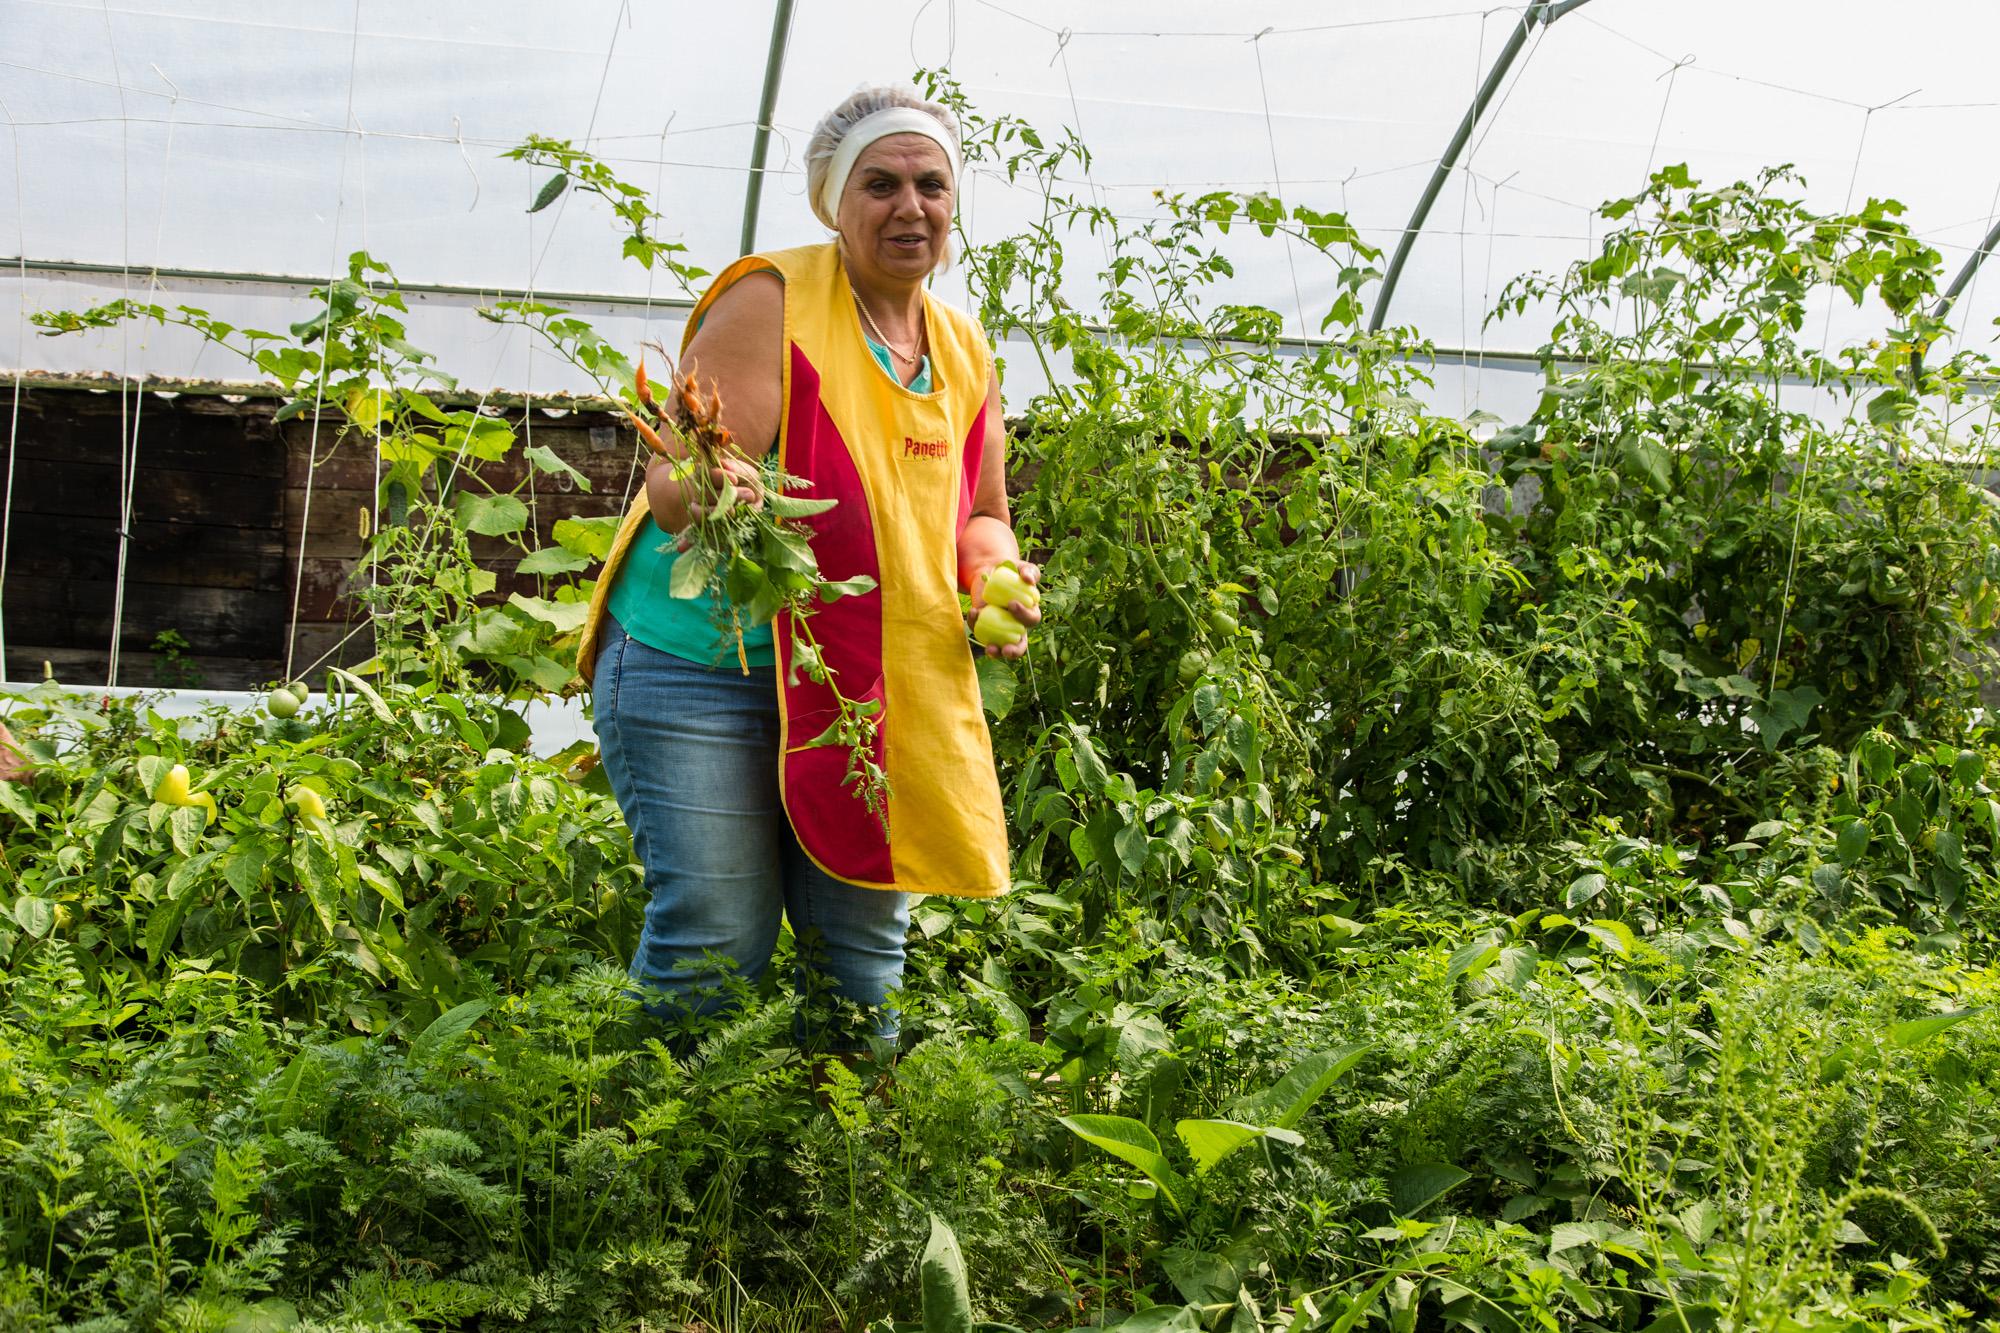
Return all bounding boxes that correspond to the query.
[676,455,765,551]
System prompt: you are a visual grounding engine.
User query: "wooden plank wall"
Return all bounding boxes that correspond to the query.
[285,405,645,683]
[0,386,650,690]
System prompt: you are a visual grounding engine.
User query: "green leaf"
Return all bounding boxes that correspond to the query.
[1446,933,1501,986]
[293,834,341,934]
[1834,818,1871,865]
[1888,1010,1980,1048]
[1058,1114,1188,1215]
[168,803,208,856]
[818,574,878,601]
[356,864,404,911]
[1866,388,1913,429]
[1176,1119,1302,1177]
[1582,918,1637,958]
[0,778,37,824]
[1160,1246,1242,1306]
[1886,788,1925,844]
[1388,1161,1470,1216]
[1114,821,1150,876]
[144,854,215,962]
[920,1215,973,1333]
[1747,685,1825,752]
[1549,1221,1613,1254]
[11,894,54,938]
[222,843,271,899]
[329,667,397,724]
[1115,1309,1204,1333]
[975,655,1018,720]
[137,754,171,803]
[400,390,450,424]
[553,514,621,559]
[1565,872,1607,908]
[522,444,591,491]
[1069,729,1111,791]
[516,545,594,575]
[1230,1044,1369,1129]
[506,592,589,633]
[222,1297,301,1333]
[1492,944,1541,991]
[767,491,838,518]
[670,548,715,599]
[1114,1009,1173,1065]
[507,654,576,692]
[1618,433,1673,494]
[455,491,530,537]
[1934,826,1965,873]
[528,172,568,213]
[412,999,491,1063]
[450,607,528,658]
[443,415,516,462]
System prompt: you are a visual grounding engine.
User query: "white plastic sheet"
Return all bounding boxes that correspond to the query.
[4,0,1998,403]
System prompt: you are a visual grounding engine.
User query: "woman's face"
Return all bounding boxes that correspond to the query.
[835,133,954,286]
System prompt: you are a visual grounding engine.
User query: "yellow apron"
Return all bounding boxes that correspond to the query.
[575,242,1009,899]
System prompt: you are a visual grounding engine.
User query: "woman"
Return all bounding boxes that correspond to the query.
[573,85,1038,1050]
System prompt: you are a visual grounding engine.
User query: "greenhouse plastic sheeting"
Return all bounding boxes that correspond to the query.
[5,0,2000,405]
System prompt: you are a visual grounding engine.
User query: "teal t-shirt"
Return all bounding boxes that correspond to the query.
[606,516,778,667]
[607,331,928,667]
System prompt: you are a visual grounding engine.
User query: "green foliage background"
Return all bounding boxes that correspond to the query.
[4,82,2000,1332]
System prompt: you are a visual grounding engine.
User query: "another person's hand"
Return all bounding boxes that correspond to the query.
[970,561,1041,660]
[0,721,29,783]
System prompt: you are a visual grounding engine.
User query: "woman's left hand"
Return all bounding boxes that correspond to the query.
[971,561,1041,660]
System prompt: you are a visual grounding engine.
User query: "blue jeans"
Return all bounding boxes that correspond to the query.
[592,616,911,1050]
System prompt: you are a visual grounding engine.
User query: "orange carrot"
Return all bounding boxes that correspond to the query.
[625,408,669,457]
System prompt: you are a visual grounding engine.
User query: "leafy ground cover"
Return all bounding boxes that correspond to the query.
[4,82,1999,1331]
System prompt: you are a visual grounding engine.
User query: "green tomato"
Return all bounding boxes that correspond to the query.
[266,690,301,719]
[284,681,311,703]
[1209,607,1239,637]
[973,604,1027,648]
[1178,650,1208,684]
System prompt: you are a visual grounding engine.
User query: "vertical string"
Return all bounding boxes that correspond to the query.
[1471,175,1507,418]
[284,0,364,682]
[105,66,185,687]
[1250,30,1309,344]
[284,0,632,693]
[1455,14,1490,419]
[1771,104,1877,682]
[1052,27,1114,280]
[0,93,26,680]
[442,0,629,505]
[365,116,384,651]
[622,114,676,514]
[99,0,135,686]
[1643,57,1693,183]
[1586,49,1690,549]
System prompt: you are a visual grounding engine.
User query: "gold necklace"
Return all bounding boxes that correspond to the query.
[854,292,924,365]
